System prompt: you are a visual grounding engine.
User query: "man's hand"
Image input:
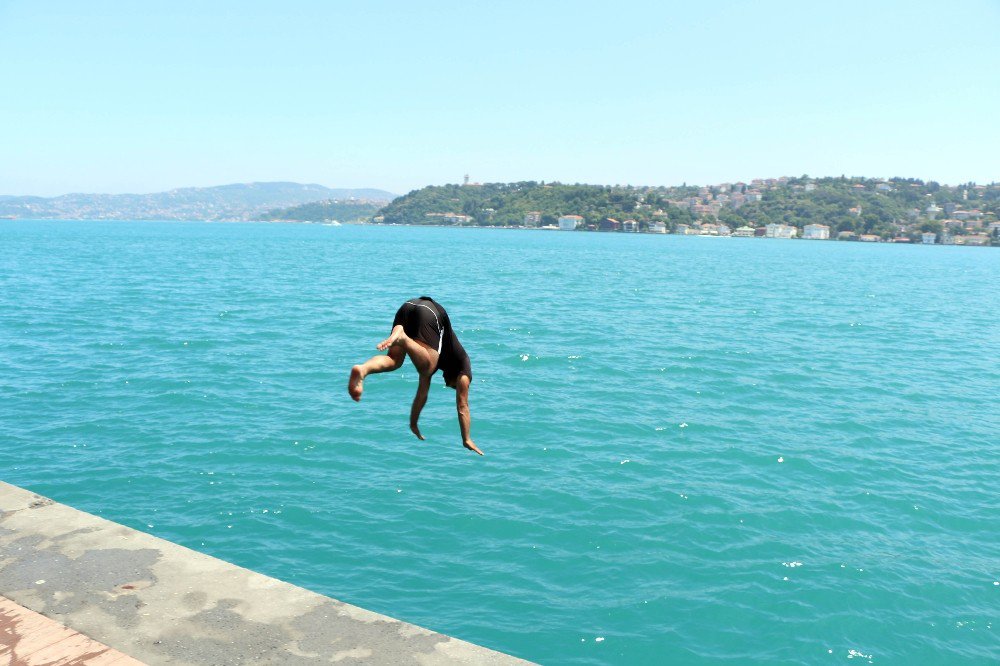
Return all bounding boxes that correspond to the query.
[410,422,425,441]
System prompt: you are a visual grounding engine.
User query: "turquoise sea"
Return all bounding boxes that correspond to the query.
[2,220,998,664]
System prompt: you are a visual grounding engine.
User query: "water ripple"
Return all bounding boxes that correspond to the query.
[1,222,998,664]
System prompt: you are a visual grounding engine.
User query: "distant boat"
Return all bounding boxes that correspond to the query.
[322,220,342,226]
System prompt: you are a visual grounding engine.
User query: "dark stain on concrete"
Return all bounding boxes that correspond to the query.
[152,599,295,664]
[50,526,104,543]
[292,602,448,661]
[28,497,54,509]
[146,598,451,665]
[182,590,209,611]
[0,540,160,629]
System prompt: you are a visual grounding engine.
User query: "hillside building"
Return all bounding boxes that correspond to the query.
[558,215,583,231]
[957,234,991,246]
[765,223,797,239]
[802,224,830,240]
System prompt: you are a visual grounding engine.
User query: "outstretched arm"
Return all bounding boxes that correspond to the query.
[410,374,431,440]
[455,375,483,455]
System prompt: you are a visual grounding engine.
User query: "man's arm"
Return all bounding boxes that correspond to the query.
[455,375,483,455]
[410,374,431,440]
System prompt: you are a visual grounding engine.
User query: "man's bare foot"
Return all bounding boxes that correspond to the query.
[348,365,365,401]
[376,325,406,351]
[464,440,484,456]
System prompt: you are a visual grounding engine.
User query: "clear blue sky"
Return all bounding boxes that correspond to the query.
[2,0,998,196]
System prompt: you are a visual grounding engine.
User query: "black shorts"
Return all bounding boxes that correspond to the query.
[392,299,443,352]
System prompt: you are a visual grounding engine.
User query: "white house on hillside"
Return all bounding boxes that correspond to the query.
[765,223,797,239]
[558,215,583,231]
[803,224,830,240]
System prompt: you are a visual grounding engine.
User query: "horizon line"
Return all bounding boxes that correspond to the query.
[4,174,1000,199]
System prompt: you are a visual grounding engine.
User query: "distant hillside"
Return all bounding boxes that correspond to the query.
[377,178,1000,241]
[259,199,384,222]
[379,181,687,227]
[0,182,397,221]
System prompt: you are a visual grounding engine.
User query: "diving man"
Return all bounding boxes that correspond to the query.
[348,297,482,456]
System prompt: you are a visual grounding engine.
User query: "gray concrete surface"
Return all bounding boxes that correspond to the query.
[0,482,533,665]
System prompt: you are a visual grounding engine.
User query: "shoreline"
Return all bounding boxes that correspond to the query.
[4,217,995,246]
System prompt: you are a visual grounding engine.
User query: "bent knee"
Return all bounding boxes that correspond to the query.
[387,347,406,368]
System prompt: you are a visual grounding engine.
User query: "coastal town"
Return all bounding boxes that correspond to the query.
[375,176,1000,246]
[541,209,997,247]
[551,178,996,245]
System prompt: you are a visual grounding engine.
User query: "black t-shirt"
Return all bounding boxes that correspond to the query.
[420,296,472,385]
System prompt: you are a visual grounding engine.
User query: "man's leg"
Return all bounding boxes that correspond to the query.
[349,345,405,402]
[377,325,438,376]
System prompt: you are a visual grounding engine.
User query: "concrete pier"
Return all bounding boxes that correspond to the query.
[0,482,532,665]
